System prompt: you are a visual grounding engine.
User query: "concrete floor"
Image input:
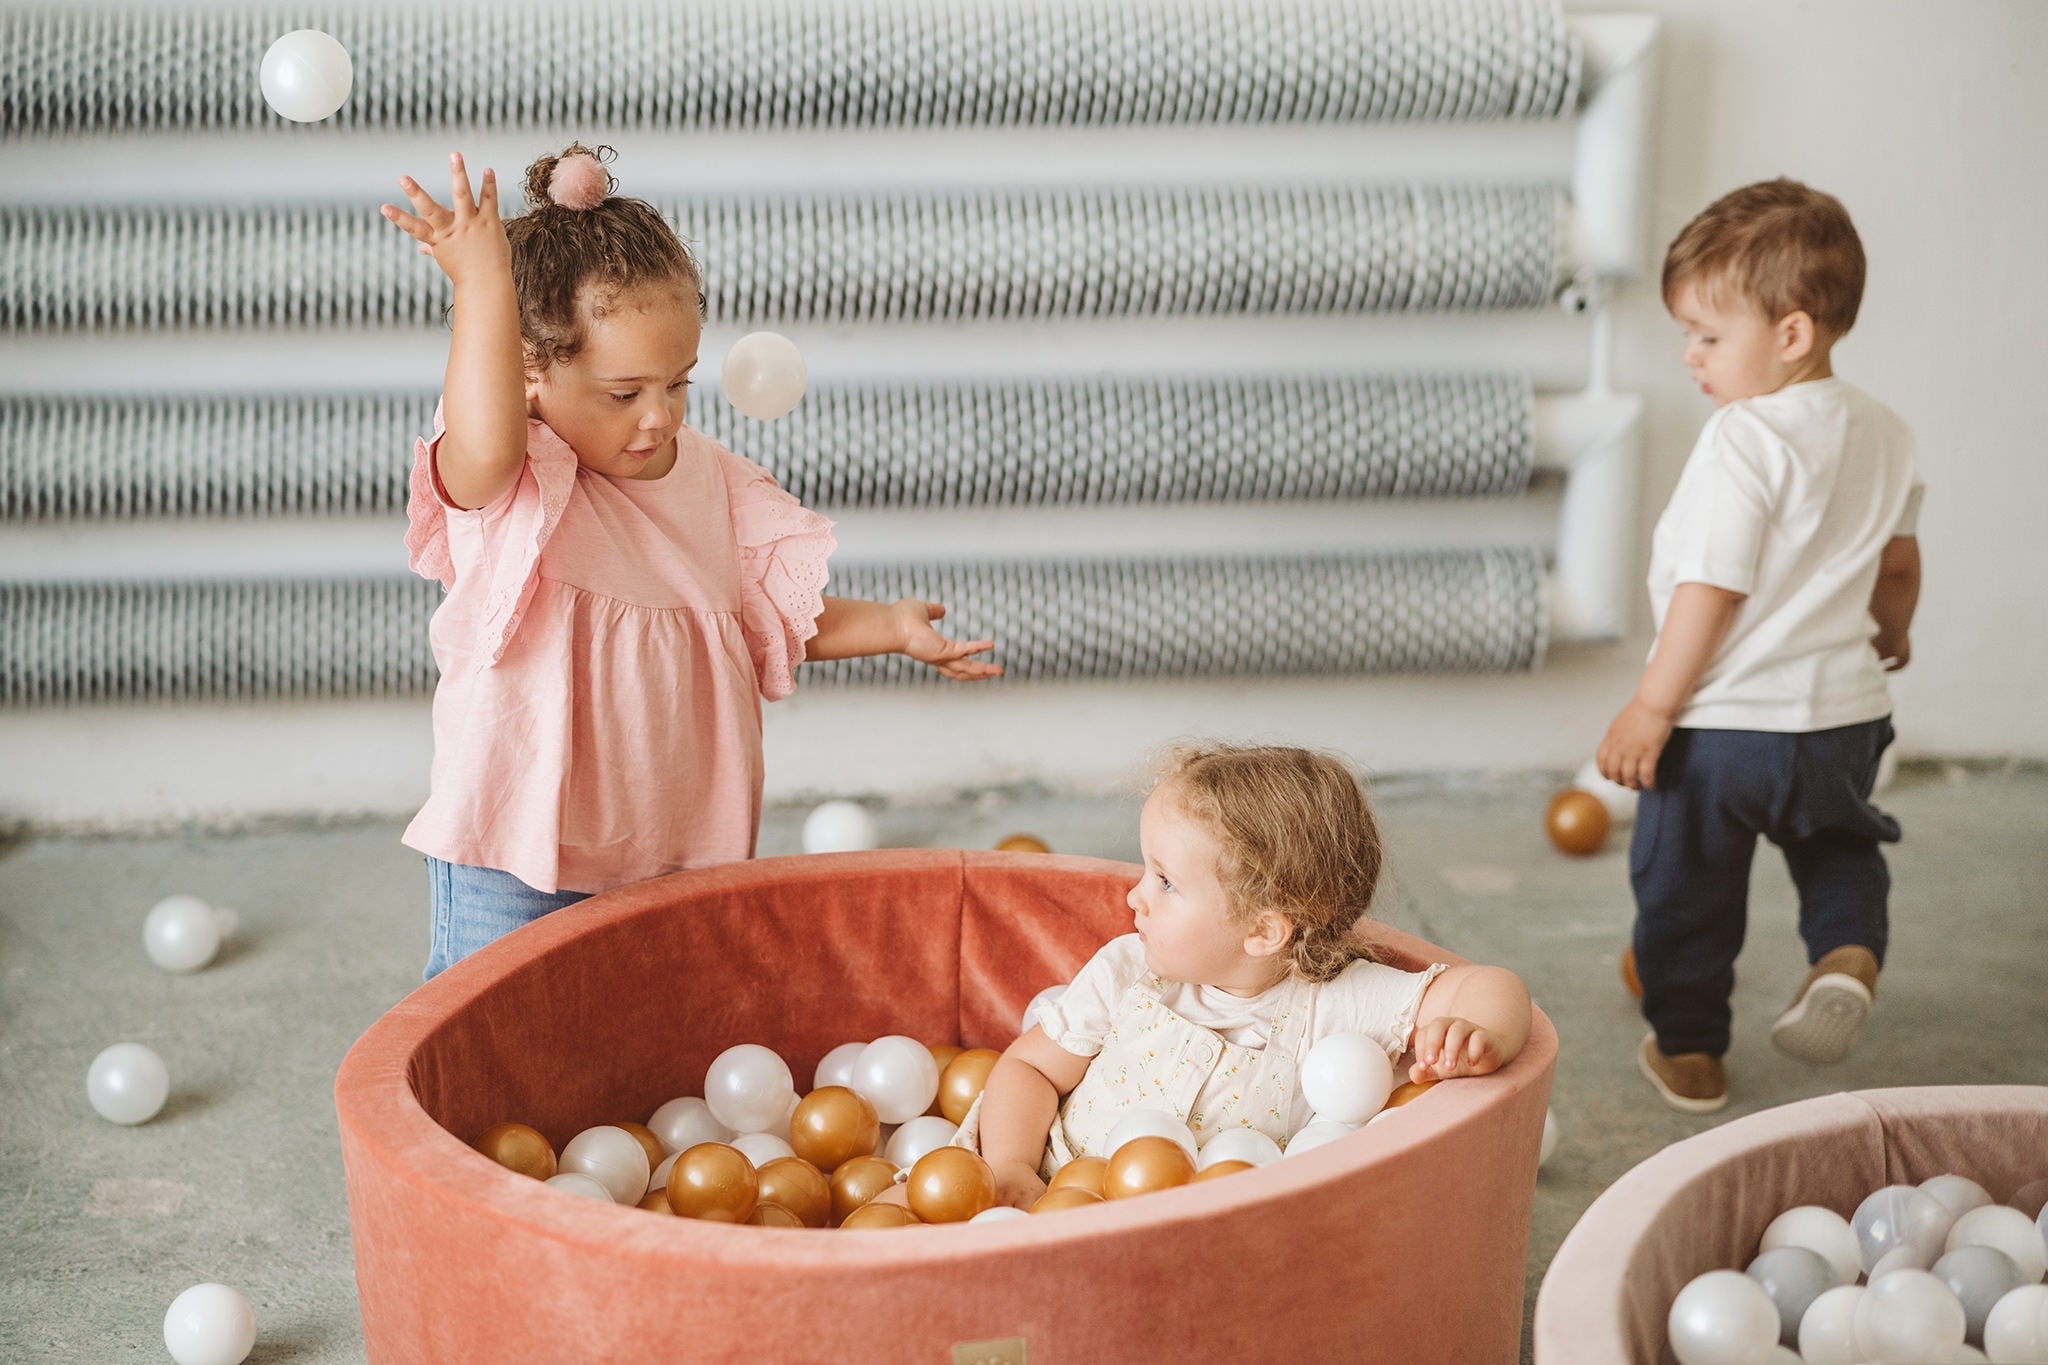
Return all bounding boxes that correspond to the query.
[3,764,2044,1363]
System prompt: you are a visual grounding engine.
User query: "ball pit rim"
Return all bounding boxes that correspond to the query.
[337,848,1557,1273]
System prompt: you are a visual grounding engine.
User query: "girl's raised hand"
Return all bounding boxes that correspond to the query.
[894,599,1002,682]
[380,152,508,286]
[1407,1015,1509,1083]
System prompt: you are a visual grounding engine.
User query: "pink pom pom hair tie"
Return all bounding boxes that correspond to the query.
[549,153,609,210]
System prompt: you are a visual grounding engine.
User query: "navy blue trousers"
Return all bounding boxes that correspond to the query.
[1630,717,1898,1057]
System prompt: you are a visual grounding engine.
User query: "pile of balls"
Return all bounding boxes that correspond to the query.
[474,1026,1441,1228]
[1667,1173,2048,1364]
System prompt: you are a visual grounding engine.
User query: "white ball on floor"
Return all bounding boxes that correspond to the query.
[647,1096,731,1153]
[1195,1127,1283,1169]
[1539,1107,1558,1168]
[544,1172,612,1201]
[87,1042,169,1124]
[1874,742,1901,795]
[1297,1032,1394,1125]
[730,1132,796,1166]
[1020,985,1064,1034]
[1573,760,1638,828]
[702,1043,796,1133]
[721,331,809,421]
[163,1282,256,1365]
[559,1125,651,1205]
[1106,1108,1198,1161]
[1282,1119,1358,1157]
[258,30,352,122]
[884,1115,958,1170]
[850,1035,941,1124]
[1666,1268,1780,1365]
[801,800,879,854]
[143,894,228,973]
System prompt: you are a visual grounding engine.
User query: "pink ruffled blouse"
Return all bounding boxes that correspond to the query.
[401,407,836,894]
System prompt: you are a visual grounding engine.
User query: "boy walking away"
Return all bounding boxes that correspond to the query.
[1599,179,1924,1113]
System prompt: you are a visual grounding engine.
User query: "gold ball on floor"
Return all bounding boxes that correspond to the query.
[1544,789,1611,856]
[995,834,1052,854]
[475,1122,556,1181]
[1621,945,1643,999]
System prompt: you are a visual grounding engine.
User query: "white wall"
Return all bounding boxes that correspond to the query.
[3,1,2042,826]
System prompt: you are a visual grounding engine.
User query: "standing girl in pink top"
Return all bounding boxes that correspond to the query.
[382,144,999,979]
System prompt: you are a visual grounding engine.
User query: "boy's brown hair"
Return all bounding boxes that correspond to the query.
[1155,744,1382,983]
[1662,177,1865,339]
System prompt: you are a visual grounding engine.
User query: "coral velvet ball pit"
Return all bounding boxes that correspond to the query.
[336,850,1557,1364]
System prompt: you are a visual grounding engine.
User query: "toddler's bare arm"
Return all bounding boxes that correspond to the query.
[1869,535,1920,670]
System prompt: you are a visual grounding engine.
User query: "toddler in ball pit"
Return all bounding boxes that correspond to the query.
[957,743,1533,1211]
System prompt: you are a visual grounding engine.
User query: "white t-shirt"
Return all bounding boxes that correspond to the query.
[1037,934,1443,1064]
[1647,377,1921,732]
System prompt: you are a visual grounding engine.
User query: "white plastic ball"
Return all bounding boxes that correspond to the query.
[1983,1285,2048,1363]
[544,1172,613,1201]
[970,1205,1030,1223]
[763,1092,801,1143]
[143,894,227,973]
[801,799,879,854]
[258,30,353,123]
[87,1042,169,1124]
[1923,1174,1996,1221]
[558,1125,651,1205]
[1667,1268,1781,1365]
[884,1115,958,1170]
[1945,1205,2048,1285]
[163,1282,256,1365]
[1539,1106,1559,1168]
[702,1043,796,1134]
[1746,1246,1836,1346]
[730,1132,796,1166]
[1105,1108,1198,1161]
[850,1035,941,1124]
[813,1040,868,1091]
[1574,759,1639,828]
[1761,1205,1862,1287]
[1282,1119,1359,1157]
[1954,1345,1991,1364]
[1020,985,1065,1035]
[1932,1245,2026,1347]
[1762,1349,1802,1365]
[650,1151,679,1195]
[1853,1268,1966,1364]
[647,1096,732,1153]
[1867,1244,1926,1280]
[1296,1032,1395,1125]
[721,331,809,421]
[1797,1284,1866,1365]
[1854,1183,1953,1273]
[1195,1127,1283,1170]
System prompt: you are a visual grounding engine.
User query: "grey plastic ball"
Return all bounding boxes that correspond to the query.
[1933,1244,2026,1347]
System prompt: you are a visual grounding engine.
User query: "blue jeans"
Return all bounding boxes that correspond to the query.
[423,857,591,981]
[1630,717,1899,1057]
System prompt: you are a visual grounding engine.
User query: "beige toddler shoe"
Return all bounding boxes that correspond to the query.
[1637,1033,1728,1114]
[1771,945,1879,1064]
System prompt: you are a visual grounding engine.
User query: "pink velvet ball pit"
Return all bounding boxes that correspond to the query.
[1534,1085,2048,1365]
[336,850,1557,1365]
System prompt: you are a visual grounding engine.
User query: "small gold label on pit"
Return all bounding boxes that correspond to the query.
[952,1337,1027,1365]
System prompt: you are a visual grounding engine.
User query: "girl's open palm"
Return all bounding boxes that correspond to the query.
[380,152,508,286]
[898,600,1002,682]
